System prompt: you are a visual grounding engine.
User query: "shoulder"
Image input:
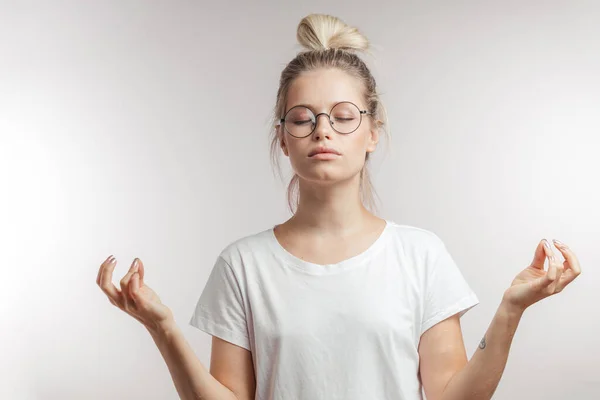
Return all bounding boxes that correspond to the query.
[386,220,447,257]
[214,225,275,268]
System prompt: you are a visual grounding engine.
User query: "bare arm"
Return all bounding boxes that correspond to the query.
[209,336,256,399]
[148,320,256,400]
[96,255,254,400]
[440,301,522,400]
[437,239,582,400]
[419,302,521,400]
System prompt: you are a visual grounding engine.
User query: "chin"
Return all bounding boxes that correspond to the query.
[295,167,359,185]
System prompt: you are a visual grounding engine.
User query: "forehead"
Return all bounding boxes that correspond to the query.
[286,68,365,111]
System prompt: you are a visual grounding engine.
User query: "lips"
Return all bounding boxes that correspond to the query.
[308,147,341,157]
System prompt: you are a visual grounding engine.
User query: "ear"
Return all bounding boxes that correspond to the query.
[276,125,289,157]
[366,121,381,153]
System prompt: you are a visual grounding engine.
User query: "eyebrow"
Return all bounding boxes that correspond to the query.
[286,101,359,112]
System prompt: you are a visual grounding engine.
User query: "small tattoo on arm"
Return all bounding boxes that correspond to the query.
[479,335,487,350]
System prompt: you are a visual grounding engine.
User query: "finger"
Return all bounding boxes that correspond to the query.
[555,268,578,292]
[120,259,138,308]
[552,239,582,276]
[542,239,558,265]
[120,259,139,310]
[531,266,557,291]
[543,241,564,293]
[551,261,565,293]
[531,240,547,270]
[130,271,141,303]
[99,257,123,307]
[97,255,114,286]
[137,258,145,286]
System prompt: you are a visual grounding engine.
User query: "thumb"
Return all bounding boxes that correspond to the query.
[130,271,141,300]
[137,259,145,285]
[531,267,557,291]
[531,240,546,270]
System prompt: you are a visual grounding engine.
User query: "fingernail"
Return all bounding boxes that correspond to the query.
[553,239,567,248]
[543,240,551,249]
[133,259,139,271]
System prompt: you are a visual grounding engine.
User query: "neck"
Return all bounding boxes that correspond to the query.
[288,175,376,236]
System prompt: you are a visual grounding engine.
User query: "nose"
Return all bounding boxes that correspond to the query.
[312,112,333,138]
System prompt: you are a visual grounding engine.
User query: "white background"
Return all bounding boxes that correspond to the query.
[1,1,598,399]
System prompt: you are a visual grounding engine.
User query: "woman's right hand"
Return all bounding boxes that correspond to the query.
[97,255,174,332]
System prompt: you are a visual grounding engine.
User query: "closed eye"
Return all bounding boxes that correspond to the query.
[293,120,313,125]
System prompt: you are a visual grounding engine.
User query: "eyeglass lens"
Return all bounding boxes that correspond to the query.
[284,102,362,137]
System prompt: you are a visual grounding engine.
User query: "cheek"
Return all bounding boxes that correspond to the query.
[283,141,308,162]
[347,131,372,154]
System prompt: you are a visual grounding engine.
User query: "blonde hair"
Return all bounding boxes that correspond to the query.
[269,13,390,215]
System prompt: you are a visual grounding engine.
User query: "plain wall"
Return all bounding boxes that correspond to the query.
[1,1,599,399]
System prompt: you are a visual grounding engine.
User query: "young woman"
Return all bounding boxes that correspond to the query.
[97,13,582,400]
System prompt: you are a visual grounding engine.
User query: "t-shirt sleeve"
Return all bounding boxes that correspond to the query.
[189,254,251,351]
[420,234,479,336]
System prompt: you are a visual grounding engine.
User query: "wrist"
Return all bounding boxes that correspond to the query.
[146,318,179,338]
[500,295,526,319]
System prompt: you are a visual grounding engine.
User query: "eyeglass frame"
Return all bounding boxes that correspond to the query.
[279,101,374,138]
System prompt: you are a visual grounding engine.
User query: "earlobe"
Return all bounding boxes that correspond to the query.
[281,141,288,156]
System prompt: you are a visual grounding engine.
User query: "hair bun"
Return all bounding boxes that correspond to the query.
[296,14,369,53]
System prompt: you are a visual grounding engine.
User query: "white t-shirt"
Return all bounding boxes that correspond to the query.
[189,220,479,400]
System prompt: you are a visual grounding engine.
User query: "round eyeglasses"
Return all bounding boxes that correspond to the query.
[280,101,373,138]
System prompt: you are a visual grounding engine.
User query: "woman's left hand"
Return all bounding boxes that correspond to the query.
[503,239,582,312]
